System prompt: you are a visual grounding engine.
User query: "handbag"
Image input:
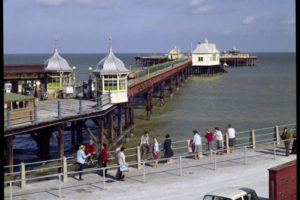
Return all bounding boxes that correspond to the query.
[280,133,286,140]
[120,163,128,172]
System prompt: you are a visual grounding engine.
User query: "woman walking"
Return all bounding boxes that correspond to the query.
[76,145,90,181]
[163,134,173,164]
[205,128,214,157]
[100,143,108,176]
[214,127,224,155]
[118,147,127,181]
[152,136,159,168]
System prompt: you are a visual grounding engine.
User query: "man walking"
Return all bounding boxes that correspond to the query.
[227,124,236,153]
[214,127,224,155]
[140,131,150,157]
[192,129,202,159]
[282,127,292,156]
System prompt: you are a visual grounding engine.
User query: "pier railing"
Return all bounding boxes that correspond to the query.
[4,123,296,185]
[4,136,296,199]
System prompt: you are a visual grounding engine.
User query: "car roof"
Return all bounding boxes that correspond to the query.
[205,187,256,199]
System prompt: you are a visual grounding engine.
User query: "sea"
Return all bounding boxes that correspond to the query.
[4,52,296,164]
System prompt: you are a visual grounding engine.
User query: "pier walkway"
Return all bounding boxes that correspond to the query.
[4,143,296,200]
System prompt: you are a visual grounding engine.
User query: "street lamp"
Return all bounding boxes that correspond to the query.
[88,67,93,99]
[72,66,76,97]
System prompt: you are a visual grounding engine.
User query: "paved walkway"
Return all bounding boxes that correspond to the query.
[4,144,296,200]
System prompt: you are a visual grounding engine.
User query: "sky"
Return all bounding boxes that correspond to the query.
[4,0,295,53]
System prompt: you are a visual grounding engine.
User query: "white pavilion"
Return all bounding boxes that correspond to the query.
[93,45,129,104]
[192,39,220,66]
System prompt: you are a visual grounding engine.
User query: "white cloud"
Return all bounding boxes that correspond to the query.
[242,16,256,24]
[37,0,112,7]
[189,0,205,6]
[191,5,212,14]
[280,18,295,25]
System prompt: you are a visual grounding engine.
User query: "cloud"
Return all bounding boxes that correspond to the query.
[36,0,112,7]
[191,5,212,14]
[280,18,295,25]
[189,0,205,6]
[242,16,256,24]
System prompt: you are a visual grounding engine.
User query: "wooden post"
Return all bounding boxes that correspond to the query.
[20,162,26,188]
[160,81,165,105]
[62,156,68,182]
[77,121,83,145]
[274,125,280,145]
[118,104,122,136]
[175,75,179,90]
[251,129,256,149]
[225,133,230,154]
[136,146,141,170]
[98,117,104,150]
[58,125,64,158]
[5,136,15,173]
[109,112,114,140]
[71,122,75,146]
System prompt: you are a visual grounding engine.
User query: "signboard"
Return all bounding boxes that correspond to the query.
[65,87,74,94]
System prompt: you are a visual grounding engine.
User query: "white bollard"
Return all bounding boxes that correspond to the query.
[58,174,61,198]
[21,162,26,188]
[9,181,12,200]
[103,168,106,189]
[214,151,217,170]
[143,161,146,183]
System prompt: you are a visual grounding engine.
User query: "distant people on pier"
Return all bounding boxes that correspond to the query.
[115,142,123,178]
[140,131,150,157]
[118,147,128,181]
[214,127,224,155]
[192,129,202,159]
[205,128,214,157]
[291,126,297,154]
[227,124,236,153]
[163,134,174,164]
[76,145,91,181]
[152,136,159,168]
[281,127,291,156]
[85,139,96,166]
[100,143,108,176]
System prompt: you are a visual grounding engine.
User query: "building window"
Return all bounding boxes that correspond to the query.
[119,79,126,90]
[198,57,203,62]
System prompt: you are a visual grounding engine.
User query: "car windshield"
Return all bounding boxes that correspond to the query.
[203,195,231,200]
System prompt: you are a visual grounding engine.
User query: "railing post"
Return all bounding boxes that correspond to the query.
[34,104,38,123]
[108,90,111,104]
[57,101,62,119]
[225,133,230,154]
[7,108,12,129]
[102,168,106,189]
[9,181,12,200]
[20,162,26,188]
[251,129,256,149]
[214,151,217,170]
[58,174,61,198]
[97,94,101,110]
[273,141,276,160]
[143,161,146,183]
[179,156,183,176]
[136,146,141,170]
[244,146,247,165]
[62,157,68,182]
[79,97,82,114]
[275,125,280,145]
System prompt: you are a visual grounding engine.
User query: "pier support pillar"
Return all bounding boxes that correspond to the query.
[5,136,15,173]
[71,122,76,147]
[169,78,173,97]
[98,117,105,150]
[160,81,165,105]
[30,131,51,161]
[125,103,130,128]
[129,96,134,125]
[109,112,114,140]
[118,104,123,137]
[58,125,65,158]
[175,75,179,91]
[146,90,152,120]
[77,121,83,145]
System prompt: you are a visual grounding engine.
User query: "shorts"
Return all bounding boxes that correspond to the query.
[194,145,202,153]
[229,138,236,147]
[217,140,224,149]
[153,152,159,160]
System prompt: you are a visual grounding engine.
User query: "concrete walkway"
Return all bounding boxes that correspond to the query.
[4,144,296,200]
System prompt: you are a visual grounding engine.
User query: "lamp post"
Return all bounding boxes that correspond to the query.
[72,66,76,98]
[88,67,92,99]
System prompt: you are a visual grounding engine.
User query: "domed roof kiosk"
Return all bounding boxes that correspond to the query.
[93,45,129,104]
[44,42,74,99]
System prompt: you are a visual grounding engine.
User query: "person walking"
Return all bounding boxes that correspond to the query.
[85,139,96,166]
[118,147,127,181]
[76,145,90,181]
[163,134,174,164]
[140,131,150,157]
[227,124,236,153]
[115,142,123,178]
[100,143,108,176]
[205,128,214,157]
[152,136,159,168]
[291,126,297,154]
[282,127,292,156]
[214,127,224,155]
[192,129,202,159]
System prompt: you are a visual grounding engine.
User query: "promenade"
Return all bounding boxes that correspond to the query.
[4,143,296,200]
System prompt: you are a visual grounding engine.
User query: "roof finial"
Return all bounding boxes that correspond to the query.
[109,36,112,52]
